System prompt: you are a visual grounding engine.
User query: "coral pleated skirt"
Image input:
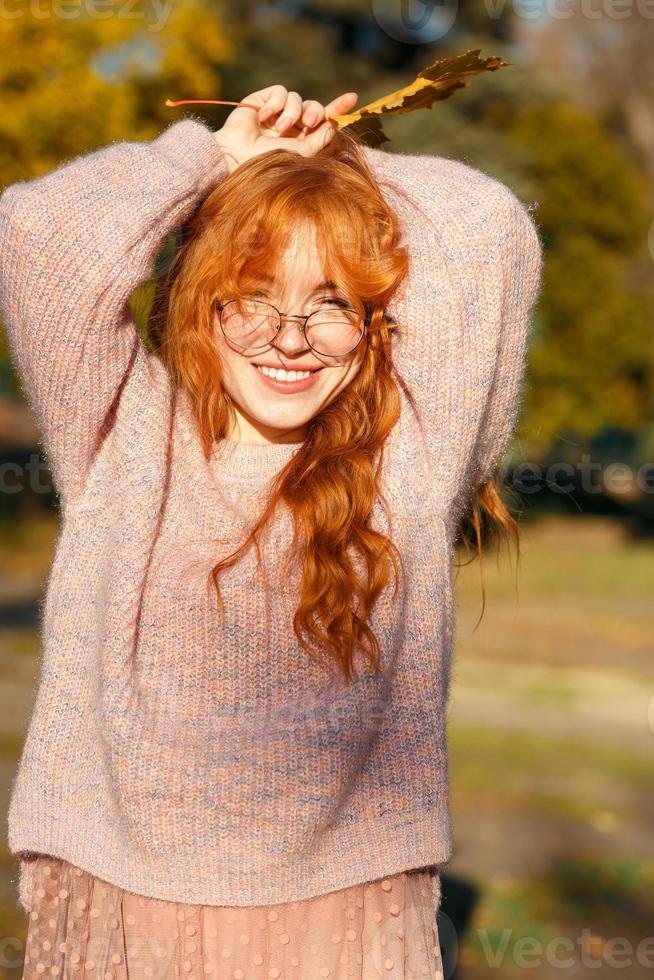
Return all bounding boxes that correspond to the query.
[20,854,445,980]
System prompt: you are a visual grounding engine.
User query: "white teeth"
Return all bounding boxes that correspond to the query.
[256,365,314,382]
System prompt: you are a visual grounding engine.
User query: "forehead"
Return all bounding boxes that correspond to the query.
[248,221,331,282]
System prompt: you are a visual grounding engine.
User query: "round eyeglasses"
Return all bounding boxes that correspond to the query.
[214,298,370,358]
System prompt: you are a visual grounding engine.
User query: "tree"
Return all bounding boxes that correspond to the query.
[0,0,234,184]
[503,101,653,453]
[0,0,234,398]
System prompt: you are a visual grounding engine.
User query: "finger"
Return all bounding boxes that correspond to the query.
[299,119,336,156]
[301,99,325,128]
[240,92,266,109]
[250,83,287,103]
[276,91,304,133]
[254,84,288,124]
[324,91,358,118]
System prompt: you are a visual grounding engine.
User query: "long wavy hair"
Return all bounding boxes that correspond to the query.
[144,124,520,682]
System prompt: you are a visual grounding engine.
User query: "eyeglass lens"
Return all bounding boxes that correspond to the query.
[219,299,365,357]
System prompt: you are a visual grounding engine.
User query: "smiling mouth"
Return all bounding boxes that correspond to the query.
[252,364,324,379]
[251,362,325,391]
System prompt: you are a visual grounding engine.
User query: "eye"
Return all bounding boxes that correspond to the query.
[317,297,350,308]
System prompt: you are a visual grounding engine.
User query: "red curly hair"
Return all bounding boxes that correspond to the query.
[144,125,519,682]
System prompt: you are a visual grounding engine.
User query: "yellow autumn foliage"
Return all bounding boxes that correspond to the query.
[0,0,234,184]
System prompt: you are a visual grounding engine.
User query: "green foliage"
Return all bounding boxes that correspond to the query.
[0,0,234,394]
[0,0,234,182]
[505,101,654,450]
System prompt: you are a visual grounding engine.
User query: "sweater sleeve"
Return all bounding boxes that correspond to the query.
[360,144,544,534]
[0,117,229,511]
[448,194,543,531]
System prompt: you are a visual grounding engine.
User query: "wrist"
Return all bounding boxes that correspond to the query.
[213,128,239,175]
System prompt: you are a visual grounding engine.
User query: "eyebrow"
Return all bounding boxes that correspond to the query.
[251,274,339,296]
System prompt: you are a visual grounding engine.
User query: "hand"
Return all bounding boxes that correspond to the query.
[213,86,359,175]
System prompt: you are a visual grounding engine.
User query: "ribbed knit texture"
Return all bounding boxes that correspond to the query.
[0,117,543,913]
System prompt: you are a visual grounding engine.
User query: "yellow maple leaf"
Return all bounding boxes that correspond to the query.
[329,48,509,146]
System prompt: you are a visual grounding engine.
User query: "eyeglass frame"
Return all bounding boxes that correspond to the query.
[214,298,371,358]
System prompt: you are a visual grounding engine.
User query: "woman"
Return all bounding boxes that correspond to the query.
[0,83,543,979]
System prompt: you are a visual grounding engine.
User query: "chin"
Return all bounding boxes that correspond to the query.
[247,405,314,430]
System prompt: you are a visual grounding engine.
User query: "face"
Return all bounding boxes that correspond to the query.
[212,223,368,445]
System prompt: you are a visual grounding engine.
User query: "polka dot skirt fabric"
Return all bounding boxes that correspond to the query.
[20,854,445,979]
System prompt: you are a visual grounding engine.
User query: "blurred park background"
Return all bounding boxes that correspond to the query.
[1,0,653,977]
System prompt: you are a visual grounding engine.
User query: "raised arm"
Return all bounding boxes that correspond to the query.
[448,194,543,532]
[360,144,544,533]
[0,118,229,512]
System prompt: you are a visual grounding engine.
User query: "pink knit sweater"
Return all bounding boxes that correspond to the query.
[0,117,543,912]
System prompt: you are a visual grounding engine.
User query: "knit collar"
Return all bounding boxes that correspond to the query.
[209,436,302,480]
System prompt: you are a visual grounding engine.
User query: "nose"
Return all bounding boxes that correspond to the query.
[271,315,312,355]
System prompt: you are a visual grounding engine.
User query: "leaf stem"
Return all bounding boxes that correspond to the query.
[164,99,260,109]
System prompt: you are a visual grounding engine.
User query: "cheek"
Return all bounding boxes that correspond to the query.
[341,350,366,388]
[215,340,251,390]
[318,358,364,405]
